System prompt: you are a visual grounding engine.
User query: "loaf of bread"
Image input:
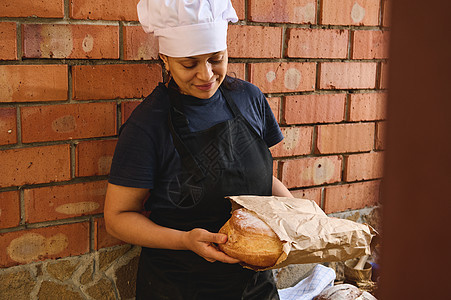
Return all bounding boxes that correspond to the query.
[218,208,283,268]
[313,284,377,300]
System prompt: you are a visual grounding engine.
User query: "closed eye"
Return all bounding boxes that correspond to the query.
[209,59,223,64]
[182,64,196,69]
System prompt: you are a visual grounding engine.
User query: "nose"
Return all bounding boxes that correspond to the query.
[197,62,214,81]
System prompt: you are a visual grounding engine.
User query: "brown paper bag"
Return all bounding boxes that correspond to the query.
[226,196,376,270]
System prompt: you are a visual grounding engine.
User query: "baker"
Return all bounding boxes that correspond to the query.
[104,0,293,298]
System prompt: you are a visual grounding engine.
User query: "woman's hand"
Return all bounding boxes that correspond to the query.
[182,228,240,264]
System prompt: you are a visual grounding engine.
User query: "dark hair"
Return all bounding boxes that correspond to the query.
[158,56,171,84]
[222,74,242,91]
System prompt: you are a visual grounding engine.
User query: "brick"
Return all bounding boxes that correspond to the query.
[231,0,245,20]
[345,151,384,181]
[249,0,316,24]
[249,62,316,93]
[324,180,380,213]
[0,65,68,103]
[280,156,342,189]
[0,191,20,229]
[319,62,377,90]
[227,63,246,80]
[291,187,322,207]
[349,93,387,121]
[271,126,313,157]
[268,97,281,123]
[352,30,390,59]
[75,139,117,177]
[375,121,386,150]
[321,0,380,26]
[121,101,142,124]
[94,217,124,250]
[290,188,323,207]
[284,94,346,125]
[72,64,161,100]
[0,107,17,145]
[380,62,389,89]
[21,102,117,143]
[382,0,391,27]
[24,181,107,223]
[0,0,64,18]
[287,28,349,59]
[70,0,139,21]
[316,123,375,154]
[273,160,278,178]
[228,25,283,58]
[0,22,17,60]
[290,187,323,200]
[0,222,89,267]
[23,24,119,59]
[0,145,70,187]
[123,26,158,60]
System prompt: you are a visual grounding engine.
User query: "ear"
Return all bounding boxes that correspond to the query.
[159,54,169,69]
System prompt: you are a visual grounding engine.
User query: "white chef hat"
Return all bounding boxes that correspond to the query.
[137,0,238,57]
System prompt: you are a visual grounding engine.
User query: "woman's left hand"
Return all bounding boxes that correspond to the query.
[182,228,240,264]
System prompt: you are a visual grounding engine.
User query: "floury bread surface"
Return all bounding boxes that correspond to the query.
[314,284,377,300]
[218,208,283,268]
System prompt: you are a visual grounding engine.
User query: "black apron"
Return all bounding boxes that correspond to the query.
[136,82,279,300]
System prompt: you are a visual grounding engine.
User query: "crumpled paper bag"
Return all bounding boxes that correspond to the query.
[226,196,376,270]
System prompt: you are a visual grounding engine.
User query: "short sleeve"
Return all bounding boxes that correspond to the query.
[229,79,284,148]
[108,122,157,189]
[261,95,284,148]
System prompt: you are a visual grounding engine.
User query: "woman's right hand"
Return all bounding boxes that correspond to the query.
[182,228,240,264]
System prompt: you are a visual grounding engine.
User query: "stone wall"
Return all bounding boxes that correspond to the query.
[0,245,140,300]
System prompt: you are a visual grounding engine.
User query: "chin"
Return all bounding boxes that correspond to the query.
[192,85,219,99]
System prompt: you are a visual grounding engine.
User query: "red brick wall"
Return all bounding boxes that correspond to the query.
[0,0,389,267]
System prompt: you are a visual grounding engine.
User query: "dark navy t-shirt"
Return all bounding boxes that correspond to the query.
[108,79,283,210]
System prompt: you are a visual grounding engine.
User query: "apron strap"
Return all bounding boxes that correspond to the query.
[220,83,267,141]
[219,84,242,118]
[167,80,206,182]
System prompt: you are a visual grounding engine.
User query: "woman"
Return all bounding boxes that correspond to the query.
[104,1,293,299]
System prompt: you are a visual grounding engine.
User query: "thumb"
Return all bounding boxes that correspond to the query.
[208,233,228,244]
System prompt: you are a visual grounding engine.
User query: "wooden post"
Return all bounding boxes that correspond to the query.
[379,0,451,298]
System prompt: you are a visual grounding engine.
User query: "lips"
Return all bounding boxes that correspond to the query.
[195,82,215,91]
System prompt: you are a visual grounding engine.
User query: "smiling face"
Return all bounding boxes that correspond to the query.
[160,50,228,99]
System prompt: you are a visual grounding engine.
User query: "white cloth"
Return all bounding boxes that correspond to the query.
[278,264,336,300]
[137,0,238,57]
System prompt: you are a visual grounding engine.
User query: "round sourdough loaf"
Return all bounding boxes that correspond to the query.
[313,284,377,300]
[218,208,283,268]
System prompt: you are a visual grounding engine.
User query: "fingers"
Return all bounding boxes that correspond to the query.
[213,250,241,264]
[199,231,227,244]
[185,228,240,264]
[204,257,216,263]
[202,244,240,264]
[202,235,240,264]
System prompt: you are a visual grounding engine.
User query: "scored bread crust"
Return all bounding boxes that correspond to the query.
[218,208,283,268]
